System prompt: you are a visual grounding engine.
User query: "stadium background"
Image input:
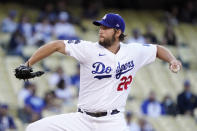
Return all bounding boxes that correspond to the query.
[0,0,197,130]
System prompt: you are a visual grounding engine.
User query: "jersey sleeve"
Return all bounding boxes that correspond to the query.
[64,40,91,64]
[135,44,157,69]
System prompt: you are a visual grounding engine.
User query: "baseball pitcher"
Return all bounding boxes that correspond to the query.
[15,13,181,131]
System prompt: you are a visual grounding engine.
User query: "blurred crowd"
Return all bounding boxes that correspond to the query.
[0,104,16,131]
[125,79,197,131]
[0,0,193,69]
[164,0,197,26]
[0,1,197,131]
[0,0,100,61]
[141,80,197,117]
[0,64,80,131]
[127,24,178,46]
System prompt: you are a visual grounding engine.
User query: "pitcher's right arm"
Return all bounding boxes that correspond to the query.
[25,40,66,67]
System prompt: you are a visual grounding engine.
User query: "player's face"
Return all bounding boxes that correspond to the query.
[99,25,116,48]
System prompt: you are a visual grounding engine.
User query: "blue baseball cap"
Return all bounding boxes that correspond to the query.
[93,13,125,33]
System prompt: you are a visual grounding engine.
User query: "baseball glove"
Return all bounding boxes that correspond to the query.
[15,65,44,80]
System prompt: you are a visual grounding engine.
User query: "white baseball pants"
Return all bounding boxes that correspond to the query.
[26,112,129,131]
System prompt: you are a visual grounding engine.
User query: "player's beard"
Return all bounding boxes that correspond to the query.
[99,33,116,48]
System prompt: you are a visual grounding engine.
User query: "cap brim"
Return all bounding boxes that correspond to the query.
[93,20,112,28]
[93,20,102,26]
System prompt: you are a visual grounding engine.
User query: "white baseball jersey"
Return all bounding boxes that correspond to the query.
[64,40,157,112]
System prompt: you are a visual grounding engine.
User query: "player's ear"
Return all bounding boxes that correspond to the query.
[115,29,121,39]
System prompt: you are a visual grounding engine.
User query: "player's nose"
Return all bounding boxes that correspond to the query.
[99,29,104,36]
[99,29,102,34]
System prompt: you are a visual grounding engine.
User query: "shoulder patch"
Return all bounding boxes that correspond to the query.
[68,40,81,44]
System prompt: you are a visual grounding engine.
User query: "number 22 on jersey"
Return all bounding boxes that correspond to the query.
[117,75,133,91]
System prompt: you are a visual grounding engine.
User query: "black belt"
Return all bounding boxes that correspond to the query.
[78,108,120,117]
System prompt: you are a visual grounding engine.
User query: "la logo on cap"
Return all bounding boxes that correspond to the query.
[102,14,107,20]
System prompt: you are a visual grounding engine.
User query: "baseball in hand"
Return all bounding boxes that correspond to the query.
[170,64,180,73]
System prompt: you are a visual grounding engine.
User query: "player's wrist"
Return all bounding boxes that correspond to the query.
[25,61,32,67]
[169,58,180,65]
[169,59,176,65]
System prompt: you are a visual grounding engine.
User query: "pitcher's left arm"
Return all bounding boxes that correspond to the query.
[156,45,182,73]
